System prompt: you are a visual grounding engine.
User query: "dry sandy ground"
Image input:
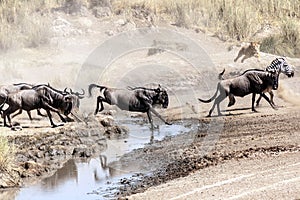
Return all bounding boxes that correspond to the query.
[0,12,300,199]
[129,152,300,200]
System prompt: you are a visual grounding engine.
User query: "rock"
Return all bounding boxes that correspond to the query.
[115,19,127,26]
[72,147,92,157]
[100,116,114,127]
[105,30,115,36]
[93,6,112,18]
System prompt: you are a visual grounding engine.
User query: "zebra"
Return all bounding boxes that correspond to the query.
[256,57,294,106]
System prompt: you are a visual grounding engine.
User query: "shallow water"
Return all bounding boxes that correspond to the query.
[14,120,190,200]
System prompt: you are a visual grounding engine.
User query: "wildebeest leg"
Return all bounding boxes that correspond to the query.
[252,93,258,112]
[3,107,18,127]
[37,109,47,117]
[27,111,33,121]
[6,115,12,127]
[3,113,12,127]
[269,91,275,106]
[41,101,64,127]
[256,91,276,107]
[146,110,155,142]
[260,93,277,110]
[55,112,67,123]
[149,107,172,125]
[147,110,154,130]
[208,92,226,117]
[94,96,106,115]
[11,109,24,119]
[45,110,57,128]
[256,94,262,106]
[227,94,236,107]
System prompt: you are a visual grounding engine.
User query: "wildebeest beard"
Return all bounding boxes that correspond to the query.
[153,91,169,108]
[64,102,73,116]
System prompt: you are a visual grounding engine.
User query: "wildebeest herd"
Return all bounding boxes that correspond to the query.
[0,57,294,129]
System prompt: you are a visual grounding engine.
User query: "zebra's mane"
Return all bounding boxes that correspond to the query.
[266,57,293,75]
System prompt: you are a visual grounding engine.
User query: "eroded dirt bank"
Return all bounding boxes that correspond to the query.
[0,114,127,189]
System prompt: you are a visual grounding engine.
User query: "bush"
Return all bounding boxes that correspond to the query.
[261,19,300,57]
[0,0,51,51]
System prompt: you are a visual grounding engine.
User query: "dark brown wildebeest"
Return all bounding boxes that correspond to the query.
[2,85,73,128]
[88,84,171,129]
[198,69,279,117]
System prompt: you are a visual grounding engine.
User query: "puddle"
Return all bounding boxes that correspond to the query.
[14,120,191,200]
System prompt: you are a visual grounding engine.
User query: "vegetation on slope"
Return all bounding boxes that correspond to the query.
[0,0,300,56]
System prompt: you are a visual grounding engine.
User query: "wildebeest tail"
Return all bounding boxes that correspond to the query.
[218,69,225,80]
[198,83,220,103]
[88,84,107,97]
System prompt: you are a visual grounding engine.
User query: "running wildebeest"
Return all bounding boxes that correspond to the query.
[9,85,85,121]
[0,83,50,120]
[198,69,279,117]
[88,84,171,129]
[2,85,74,128]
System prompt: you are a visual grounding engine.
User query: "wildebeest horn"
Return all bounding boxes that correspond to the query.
[79,89,85,95]
[64,88,68,93]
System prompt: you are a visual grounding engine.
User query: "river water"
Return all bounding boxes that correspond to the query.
[14,120,190,200]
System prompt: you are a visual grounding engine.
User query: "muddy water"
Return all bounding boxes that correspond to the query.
[15,120,190,200]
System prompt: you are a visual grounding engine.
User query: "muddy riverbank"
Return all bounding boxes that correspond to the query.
[0,114,127,189]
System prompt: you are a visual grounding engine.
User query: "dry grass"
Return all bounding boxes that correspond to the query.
[1,0,300,56]
[261,19,300,57]
[0,0,54,51]
[0,136,15,172]
[111,0,300,57]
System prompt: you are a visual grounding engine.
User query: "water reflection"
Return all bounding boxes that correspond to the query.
[15,122,190,200]
[41,159,78,190]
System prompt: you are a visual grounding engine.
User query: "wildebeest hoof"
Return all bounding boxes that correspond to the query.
[11,125,22,131]
[273,106,279,110]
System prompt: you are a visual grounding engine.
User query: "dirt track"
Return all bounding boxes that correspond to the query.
[108,105,300,199]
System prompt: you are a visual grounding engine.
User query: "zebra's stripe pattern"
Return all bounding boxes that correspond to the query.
[265,57,294,77]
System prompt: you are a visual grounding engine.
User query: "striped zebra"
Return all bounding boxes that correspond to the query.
[256,57,294,106]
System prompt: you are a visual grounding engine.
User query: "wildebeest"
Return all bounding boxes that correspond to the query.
[2,85,74,128]
[198,69,279,117]
[0,83,48,120]
[8,84,85,122]
[88,84,171,129]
